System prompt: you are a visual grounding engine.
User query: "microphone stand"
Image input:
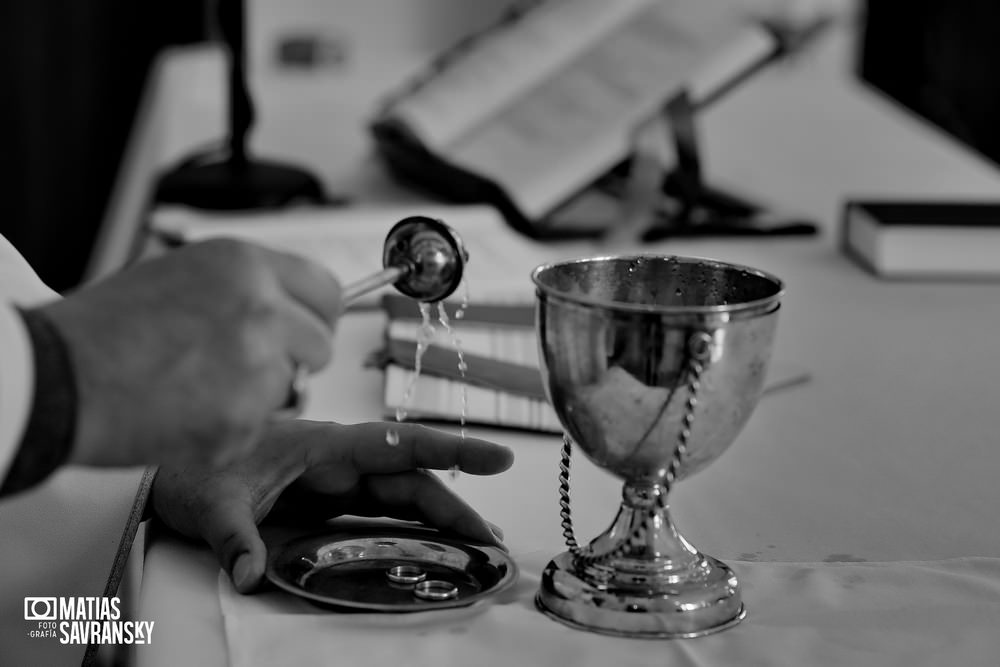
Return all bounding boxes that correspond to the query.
[155,0,329,209]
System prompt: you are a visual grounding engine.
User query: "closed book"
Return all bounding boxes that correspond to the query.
[843,201,1000,278]
[374,297,563,433]
[383,364,563,434]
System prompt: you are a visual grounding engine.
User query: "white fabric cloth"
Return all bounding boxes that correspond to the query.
[220,550,1000,667]
[0,234,144,666]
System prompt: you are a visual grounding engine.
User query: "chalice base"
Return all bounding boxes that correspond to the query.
[535,551,745,638]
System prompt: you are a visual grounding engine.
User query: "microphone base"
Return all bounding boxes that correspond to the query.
[156,157,329,210]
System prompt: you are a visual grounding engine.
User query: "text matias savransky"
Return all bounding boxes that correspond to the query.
[24,596,154,645]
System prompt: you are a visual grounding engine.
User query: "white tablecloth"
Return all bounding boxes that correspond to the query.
[133,16,1000,667]
[220,548,1000,667]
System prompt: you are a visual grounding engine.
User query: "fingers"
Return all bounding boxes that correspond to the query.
[331,422,515,476]
[197,496,269,594]
[262,247,343,328]
[359,470,503,546]
[277,299,334,373]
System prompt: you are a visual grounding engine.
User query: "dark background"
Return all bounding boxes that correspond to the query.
[859,0,1000,172]
[0,0,207,292]
[0,0,998,292]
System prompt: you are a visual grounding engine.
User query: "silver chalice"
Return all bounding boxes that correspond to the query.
[532,255,784,638]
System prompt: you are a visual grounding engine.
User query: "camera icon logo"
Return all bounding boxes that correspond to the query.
[24,597,57,621]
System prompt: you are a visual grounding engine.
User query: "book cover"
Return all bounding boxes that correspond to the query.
[843,201,1000,279]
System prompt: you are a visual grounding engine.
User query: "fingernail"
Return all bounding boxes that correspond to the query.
[232,553,252,591]
[488,521,504,542]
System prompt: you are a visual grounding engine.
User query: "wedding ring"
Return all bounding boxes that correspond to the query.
[386,565,427,585]
[274,363,309,419]
[412,580,458,601]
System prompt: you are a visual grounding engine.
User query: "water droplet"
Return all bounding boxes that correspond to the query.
[437,301,469,445]
[455,279,470,319]
[393,286,472,474]
[398,302,435,428]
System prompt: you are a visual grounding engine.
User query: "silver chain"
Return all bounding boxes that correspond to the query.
[557,331,713,569]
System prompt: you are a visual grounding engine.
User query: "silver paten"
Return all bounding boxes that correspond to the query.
[267,525,517,612]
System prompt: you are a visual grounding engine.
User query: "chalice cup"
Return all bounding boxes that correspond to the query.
[532,255,784,638]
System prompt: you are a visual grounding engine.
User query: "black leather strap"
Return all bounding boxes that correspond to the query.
[0,308,77,495]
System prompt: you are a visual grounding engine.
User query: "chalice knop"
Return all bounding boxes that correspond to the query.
[532,255,783,638]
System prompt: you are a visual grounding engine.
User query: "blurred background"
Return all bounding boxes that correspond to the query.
[1,0,998,291]
[0,1,206,291]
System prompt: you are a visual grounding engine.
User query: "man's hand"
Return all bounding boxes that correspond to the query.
[38,239,342,469]
[151,420,514,593]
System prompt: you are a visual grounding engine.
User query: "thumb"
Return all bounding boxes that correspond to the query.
[200,498,268,594]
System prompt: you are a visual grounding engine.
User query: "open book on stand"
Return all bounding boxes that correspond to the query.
[370,0,829,239]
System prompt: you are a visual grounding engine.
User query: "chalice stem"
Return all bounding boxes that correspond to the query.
[577,482,700,577]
